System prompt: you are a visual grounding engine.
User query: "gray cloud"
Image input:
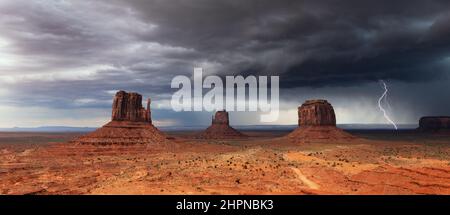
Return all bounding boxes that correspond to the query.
[122,0,450,86]
[0,0,449,126]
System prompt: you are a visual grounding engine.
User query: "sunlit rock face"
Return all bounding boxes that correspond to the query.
[288,99,355,143]
[112,91,151,123]
[72,91,168,145]
[298,100,336,127]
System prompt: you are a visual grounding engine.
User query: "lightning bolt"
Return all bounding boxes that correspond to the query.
[378,80,398,130]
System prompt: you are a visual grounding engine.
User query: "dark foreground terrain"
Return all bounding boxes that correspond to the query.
[0,130,449,194]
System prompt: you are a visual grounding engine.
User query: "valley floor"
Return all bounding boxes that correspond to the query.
[0,130,449,194]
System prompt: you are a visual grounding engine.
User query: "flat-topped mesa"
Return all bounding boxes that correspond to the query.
[288,99,354,143]
[72,90,168,145]
[298,99,336,127]
[112,91,151,123]
[419,116,450,132]
[212,111,229,125]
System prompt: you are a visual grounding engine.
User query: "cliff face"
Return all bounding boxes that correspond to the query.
[73,90,167,145]
[419,116,450,131]
[212,111,230,125]
[298,100,336,127]
[288,99,354,143]
[112,91,151,123]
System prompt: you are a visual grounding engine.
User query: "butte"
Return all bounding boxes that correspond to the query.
[196,110,247,139]
[72,90,169,145]
[287,99,355,143]
[418,116,450,133]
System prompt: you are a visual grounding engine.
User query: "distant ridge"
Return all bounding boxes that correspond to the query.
[0,124,418,132]
[0,126,96,132]
[338,124,417,130]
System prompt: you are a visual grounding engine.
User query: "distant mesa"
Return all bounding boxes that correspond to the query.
[287,99,355,143]
[196,110,247,139]
[212,110,230,125]
[418,116,450,132]
[72,90,169,145]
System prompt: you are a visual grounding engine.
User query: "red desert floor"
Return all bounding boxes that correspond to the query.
[0,130,449,194]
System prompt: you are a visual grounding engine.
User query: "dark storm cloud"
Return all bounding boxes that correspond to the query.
[0,0,449,126]
[1,0,449,96]
[123,0,450,87]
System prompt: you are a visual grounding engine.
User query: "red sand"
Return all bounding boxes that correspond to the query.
[287,126,356,143]
[0,130,449,195]
[72,121,169,145]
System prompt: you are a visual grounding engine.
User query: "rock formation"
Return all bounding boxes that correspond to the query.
[111,91,151,123]
[288,99,354,143]
[212,110,230,125]
[196,111,246,139]
[298,100,336,126]
[72,91,168,145]
[418,116,450,132]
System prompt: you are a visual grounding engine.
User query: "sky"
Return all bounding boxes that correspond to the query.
[0,0,449,127]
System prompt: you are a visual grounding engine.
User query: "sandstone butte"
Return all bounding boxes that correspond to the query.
[72,90,169,145]
[418,116,450,132]
[196,110,247,139]
[287,99,355,143]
